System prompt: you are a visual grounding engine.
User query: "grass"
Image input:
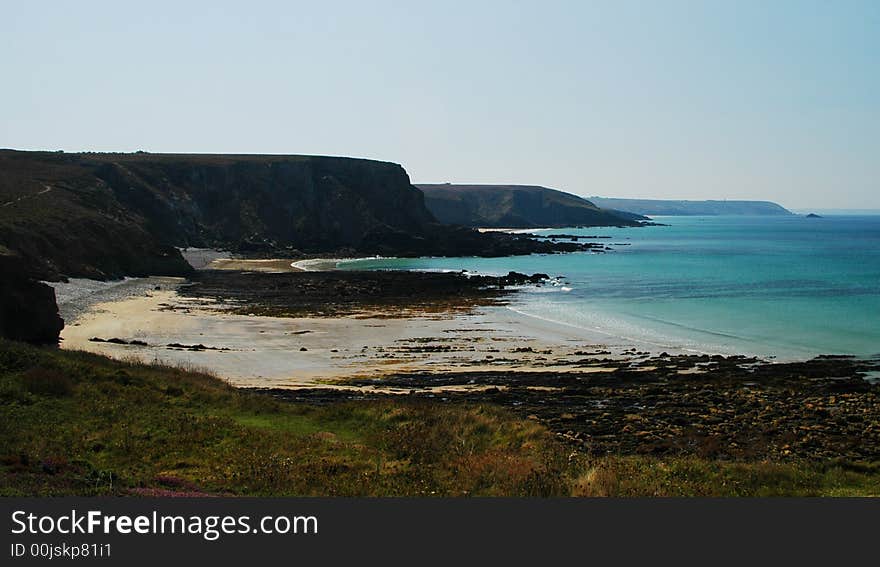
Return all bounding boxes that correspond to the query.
[0,340,571,496]
[571,457,880,497]
[1,339,878,497]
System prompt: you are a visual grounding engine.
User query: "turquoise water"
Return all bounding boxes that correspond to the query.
[342,215,880,360]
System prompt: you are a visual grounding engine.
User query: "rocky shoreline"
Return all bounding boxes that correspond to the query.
[178,269,556,317]
[255,353,880,463]
[47,265,880,466]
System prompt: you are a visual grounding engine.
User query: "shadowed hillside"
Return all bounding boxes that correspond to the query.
[418,184,645,228]
[0,151,581,281]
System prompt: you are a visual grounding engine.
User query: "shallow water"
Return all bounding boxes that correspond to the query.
[342,215,880,360]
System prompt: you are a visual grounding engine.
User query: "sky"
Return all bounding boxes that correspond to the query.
[2,1,878,209]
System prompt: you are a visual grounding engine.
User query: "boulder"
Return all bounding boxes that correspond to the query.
[0,253,64,344]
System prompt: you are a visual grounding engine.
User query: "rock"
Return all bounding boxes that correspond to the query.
[0,253,64,344]
[90,337,149,346]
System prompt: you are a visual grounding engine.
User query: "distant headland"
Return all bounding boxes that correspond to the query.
[417,184,647,228]
[588,197,793,216]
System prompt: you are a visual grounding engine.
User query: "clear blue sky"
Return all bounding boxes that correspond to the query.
[2,1,878,208]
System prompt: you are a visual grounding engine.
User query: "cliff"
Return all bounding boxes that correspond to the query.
[417,184,645,228]
[0,151,587,342]
[0,151,581,282]
[588,197,793,216]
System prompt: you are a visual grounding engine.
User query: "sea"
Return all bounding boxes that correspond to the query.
[341,213,880,361]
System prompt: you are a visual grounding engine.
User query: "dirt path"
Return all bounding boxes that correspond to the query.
[2,184,51,207]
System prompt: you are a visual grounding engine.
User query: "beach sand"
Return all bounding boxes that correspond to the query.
[204,258,304,272]
[178,251,375,273]
[52,276,654,389]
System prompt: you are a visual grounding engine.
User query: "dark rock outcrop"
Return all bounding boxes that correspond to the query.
[0,252,64,344]
[179,269,555,318]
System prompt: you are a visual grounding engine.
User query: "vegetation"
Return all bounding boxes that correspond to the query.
[0,340,572,496]
[571,456,880,497]
[1,340,878,497]
[418,183,644,228]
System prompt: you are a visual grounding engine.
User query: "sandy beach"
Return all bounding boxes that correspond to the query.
[50,269,880,465]
[48,274,737,388]
[53,275,645,389]
[177,248,380,274]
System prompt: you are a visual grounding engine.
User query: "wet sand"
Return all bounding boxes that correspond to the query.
[177,247,372,273]
[205,258,304,272]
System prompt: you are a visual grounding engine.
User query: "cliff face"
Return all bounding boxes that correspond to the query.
[0,151,591,343]
[0,151,443,279]
[91,154,436,254]
[418,184,644,228]
[588,197,793,216]
[0,151,584,280]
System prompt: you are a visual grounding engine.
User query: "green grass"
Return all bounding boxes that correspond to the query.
[1,339,878,497]
[0,340,571,496]
[571,456,880,497]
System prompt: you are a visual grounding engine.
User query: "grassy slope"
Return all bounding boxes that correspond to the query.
[1,340,877,496]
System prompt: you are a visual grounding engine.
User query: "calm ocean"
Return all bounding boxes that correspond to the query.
[342,215,880,360]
